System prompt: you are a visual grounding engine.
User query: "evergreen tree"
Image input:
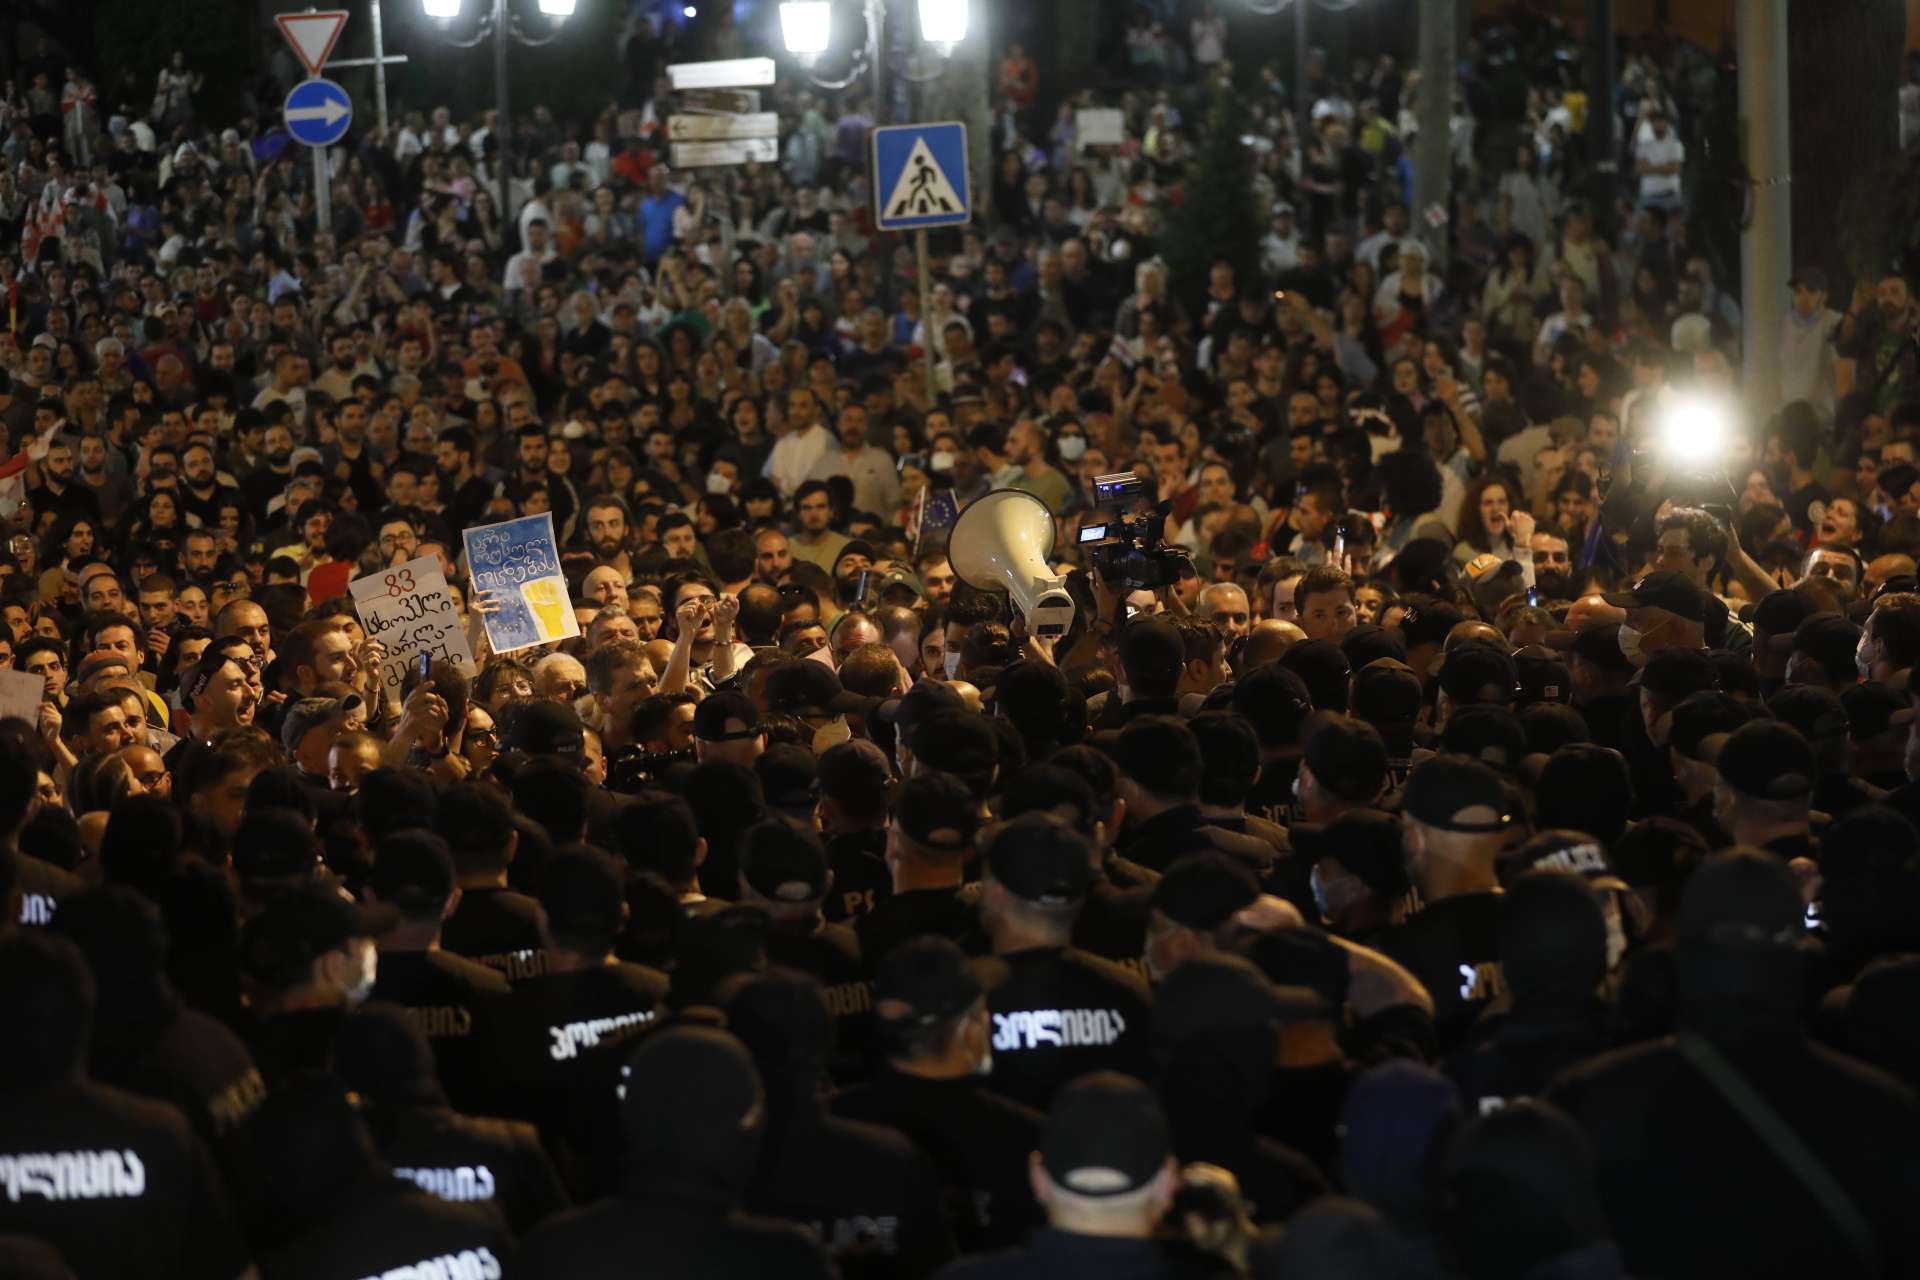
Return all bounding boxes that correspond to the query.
[1160,92,1267,314]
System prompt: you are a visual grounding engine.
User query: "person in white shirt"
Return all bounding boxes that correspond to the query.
[808,404,900,517]
[1778,267,1843,422]
[1356,202,1414,269]
[1634,109,1685,211]
[768,386,832,496]
[1261,202,1301,275]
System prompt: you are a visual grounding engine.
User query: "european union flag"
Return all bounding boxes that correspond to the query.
[916,489,960,553]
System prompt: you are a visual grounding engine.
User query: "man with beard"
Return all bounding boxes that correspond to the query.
[505,424,578,536]
[585,495,634,580]
[1531,525,1574,600]
[241,420,296,529]
[1838,272,1920,414]
[432,426,493,535]
[324,397,390,515]
[178,441,241,529]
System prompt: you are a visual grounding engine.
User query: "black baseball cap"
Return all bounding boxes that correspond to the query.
[1399,599,1463,650]
[1152,953,1323,1044]
[1567,622,1638,676]
[1108,715,1202,793]
[1435,643,1518,706]
[1342,624,1407,669]
[366,830,455,917]
[1401,754,1510,833]
[1440,704,1528,771]
[1513,646,1572,707]
[1150,851,1260,929]
[1502,828,1628,890]
[1714,720,1816,800]
[1291,809,1409,901]
[1793,613,1862,676]
[1302,714,1389,805]
[815,738,893,807]
[280,694,365,754]
[912,708,1001,779]
[1040,1071,1171,1196]
[1519,702,1590,756]
[1667,690,1755,763]
[984,812,1098,905]
[1246,927,1352,1010]
[1279,639,1353,711]
[1637,646,1719,701]
[693,690,763,742]
[1766,684,1849,744]
[505,699,586,757]
[893,770,979,851]
[754,743,819,812]
[739,817,831,903]
[1117,618,1185,687]
[1603,570,1706,623]
[1754,589,1823,650]
[1844,681,1915,741]
[240,888,399,983]
[1231,663,1315,749]
[877,678,966,745]
[535,849,626,945]
[1352,659,1424,724]
[766,661,869,717]
[873,936,983,1039]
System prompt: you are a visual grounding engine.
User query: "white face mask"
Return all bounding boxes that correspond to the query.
[1309,864,1333,922]
[943,651,963,680]
[1617,624,1648,668]
[1858,636,1879,681]
[930,450,957,473]
[1057,435,1087,461]
[811,715,851,755]
[340,942,377,1006]
[706,471,733,493]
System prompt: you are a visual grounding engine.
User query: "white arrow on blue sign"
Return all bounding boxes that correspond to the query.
[872,122,970,231]
[283,79,353,148]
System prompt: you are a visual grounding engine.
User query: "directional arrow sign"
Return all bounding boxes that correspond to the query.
[667,113,779,142]
[277,10,350,77]
[283,79,353,149]
[670,138,778,168]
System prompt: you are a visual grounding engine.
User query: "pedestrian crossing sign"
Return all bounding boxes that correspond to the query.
[872,122,970,231]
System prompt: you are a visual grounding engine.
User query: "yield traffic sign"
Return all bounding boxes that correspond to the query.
[277,10,350,77]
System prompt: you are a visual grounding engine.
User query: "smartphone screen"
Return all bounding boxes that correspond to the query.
[418,651,432,681]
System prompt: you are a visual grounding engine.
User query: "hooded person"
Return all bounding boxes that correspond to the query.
[1442,1100,1624,1280]
[1549,851,1920,1279]
[722,970,956,1280]
[46,883,263,1181]
[1151,954,1330,1225]
[1441,869,1613,1118]
[520,1024,834,1278]
[251,1071,513,1279]
[334,1001,571,1234]
[0,931,252,1280]
[1337,1060,1460,1276]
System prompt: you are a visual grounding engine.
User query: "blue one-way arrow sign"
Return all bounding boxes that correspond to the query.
[284,79,353,148]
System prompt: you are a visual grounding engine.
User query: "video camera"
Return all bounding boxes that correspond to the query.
[1077,472,1192,591]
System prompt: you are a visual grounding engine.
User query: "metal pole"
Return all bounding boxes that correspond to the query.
[1584,0,1615,222]
[1294,0,1308,126]
[496,0,515,225]
[917,227,935,401]
[1736,0,1791,418]
[369,0,391,139]
[314,144,332,234]
[1412,0,1455,265]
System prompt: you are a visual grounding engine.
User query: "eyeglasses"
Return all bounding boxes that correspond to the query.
[468,727,498,744]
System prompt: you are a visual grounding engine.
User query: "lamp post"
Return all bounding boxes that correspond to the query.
[424,0,573,223]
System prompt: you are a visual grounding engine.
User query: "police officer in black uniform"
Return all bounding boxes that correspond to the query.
[238,885,397,1086]
[519,1026,836,1280]
[725,971,956,1280]
[484,849,669,1199]
[48,883,264,1181]
[973,814,1155,1111]
[831,937,1045,1253]
[334,1002,570,1234]
[1109,717,1278,875]
[1376,755,1512,1052]
[0,931,253,1280]
[855,771,981,973]
[817,739,897,925]
[435,785,548,984]
[736,817,876,1080]
[363,829,511,1114]
[251,1072,514,1280]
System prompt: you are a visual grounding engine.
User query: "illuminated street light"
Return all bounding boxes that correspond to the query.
[780,1,832,54]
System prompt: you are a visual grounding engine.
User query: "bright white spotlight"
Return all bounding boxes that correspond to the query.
[1660,393,1729,461]
[683,5,696,15]
[918,0,967,45]
[780,0,831,52]
[537,0,576,16]
[423,0,462,18]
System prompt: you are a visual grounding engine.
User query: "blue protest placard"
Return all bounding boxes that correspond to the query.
[462,513,580,654]
[872,122,970,231]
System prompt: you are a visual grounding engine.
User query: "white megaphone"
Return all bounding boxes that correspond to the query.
[947,489,1077,637]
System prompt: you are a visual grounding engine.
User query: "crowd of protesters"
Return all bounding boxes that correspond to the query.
[0,5,1919,1280]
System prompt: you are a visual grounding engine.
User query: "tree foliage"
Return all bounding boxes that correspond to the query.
[1160,92,1266,313]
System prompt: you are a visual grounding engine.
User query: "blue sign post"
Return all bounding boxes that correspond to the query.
[283,78,353,148]
[871,122,971,231]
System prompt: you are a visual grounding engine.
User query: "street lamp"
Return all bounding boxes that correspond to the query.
[423,0,569,224]
[780,1,832,56]
[916,0,966,48]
